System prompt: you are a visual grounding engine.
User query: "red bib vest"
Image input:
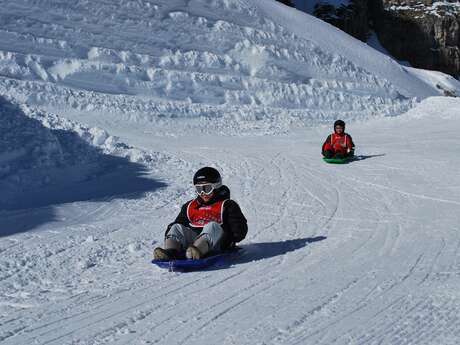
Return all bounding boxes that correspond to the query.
[330,133,349,147]
[187,199,227,228]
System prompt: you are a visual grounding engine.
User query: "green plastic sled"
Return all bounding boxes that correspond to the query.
[323,156,355,164]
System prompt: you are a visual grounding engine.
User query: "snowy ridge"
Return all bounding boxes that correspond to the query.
[0,0,430,134]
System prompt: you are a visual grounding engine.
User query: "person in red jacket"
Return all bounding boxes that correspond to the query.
[153,167,248,261]
[322,120,355,158]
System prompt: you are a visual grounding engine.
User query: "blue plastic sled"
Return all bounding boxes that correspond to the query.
[152,250,238,272]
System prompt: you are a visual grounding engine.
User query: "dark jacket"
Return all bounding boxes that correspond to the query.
[165,185,248,249]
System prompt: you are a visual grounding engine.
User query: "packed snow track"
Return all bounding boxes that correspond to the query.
[2,101,460,344]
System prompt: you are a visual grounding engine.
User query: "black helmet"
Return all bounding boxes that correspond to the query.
[193,167,222,185]
[334,119,345,129]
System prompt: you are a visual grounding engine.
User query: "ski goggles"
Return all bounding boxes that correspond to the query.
[195,182,221,196]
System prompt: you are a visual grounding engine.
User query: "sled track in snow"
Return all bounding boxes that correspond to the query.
[3,122,460,344]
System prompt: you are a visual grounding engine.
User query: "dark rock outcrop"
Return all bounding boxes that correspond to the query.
[313,0,370,42]
[276,0,295,7]
[371,1,460,77]
[308,1,460,77]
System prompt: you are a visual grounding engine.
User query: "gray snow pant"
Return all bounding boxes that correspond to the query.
[166,222,224,252]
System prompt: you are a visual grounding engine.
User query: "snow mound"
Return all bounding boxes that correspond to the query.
[0,0,440,134]
[403,96,460,120]
[0,96,167,210]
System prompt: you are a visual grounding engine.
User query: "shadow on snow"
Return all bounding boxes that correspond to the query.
[354,154,386,161]
[327,154,386,165]
[191,236,327,272]
[236,236,327,264]
[0,96,167,237]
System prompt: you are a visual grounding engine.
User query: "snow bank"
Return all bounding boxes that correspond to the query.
[402,96,460,120]
[0,96,167,210]
[405,67,460,98]
[0,0,442,135]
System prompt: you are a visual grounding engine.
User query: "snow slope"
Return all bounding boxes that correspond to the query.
[0,0,441,139]
[1,0,460,344]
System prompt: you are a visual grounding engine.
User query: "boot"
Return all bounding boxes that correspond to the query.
[185,245,202,260]
[323,150,334,158]
[186,236,209,260]
[153,247,179,261]
[153,239,182,261]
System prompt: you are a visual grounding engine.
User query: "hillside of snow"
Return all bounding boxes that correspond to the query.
[0,0,442,138]
[1,1,460,344]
